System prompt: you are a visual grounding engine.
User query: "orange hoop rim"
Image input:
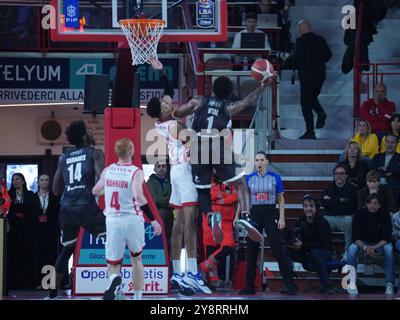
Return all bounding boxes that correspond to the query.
[119,18,166,28]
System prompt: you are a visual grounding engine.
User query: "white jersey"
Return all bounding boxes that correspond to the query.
[103,163,142,217]
[155,120,190,165]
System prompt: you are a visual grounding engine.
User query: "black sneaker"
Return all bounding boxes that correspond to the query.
[44,289,58,300]
[238,288,256,295]
[299,131,316,139]
[236,213,263,242]
[103,275,122,300]
[316,112,327,129]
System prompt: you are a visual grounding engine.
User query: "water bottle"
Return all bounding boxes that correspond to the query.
[241,12,247,26]
[242,56,249,71]
[210,41,216,48]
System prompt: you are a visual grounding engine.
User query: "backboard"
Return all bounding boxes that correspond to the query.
[51,0,227,42]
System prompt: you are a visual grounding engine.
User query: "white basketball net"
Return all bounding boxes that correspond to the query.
[119,19,165,66]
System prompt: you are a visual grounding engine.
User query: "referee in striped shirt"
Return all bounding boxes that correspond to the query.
[237,151,297,295]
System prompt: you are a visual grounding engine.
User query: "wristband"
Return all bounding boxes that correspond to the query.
[140,204,155,221]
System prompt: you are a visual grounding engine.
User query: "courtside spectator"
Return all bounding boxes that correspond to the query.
[380,114,400,153]
[321,163,358,259]
[360,83,396,136]
[33,174,60,289]
[351,119,379,159]
[287,194,337,294]
[371,134,400,204]
[339,141,369,189]
[0,174,11,217]
[200,176,237,290]
[7,173,37,290]
[357,170,397,214]
[347,194,394,295]
[392,211,400,281]
[146,162,173,257]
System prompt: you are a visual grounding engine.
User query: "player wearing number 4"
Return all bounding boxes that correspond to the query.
[93,138,162,300]
[47,120,107,300]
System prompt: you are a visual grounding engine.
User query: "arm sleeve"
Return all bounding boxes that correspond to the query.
[140,203,155,221]
[160,70,174,99]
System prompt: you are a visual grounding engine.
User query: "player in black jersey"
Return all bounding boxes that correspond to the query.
[46,120,106,299]
[174,76,268,243]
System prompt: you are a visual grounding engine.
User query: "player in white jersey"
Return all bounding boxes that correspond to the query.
[93,138,162,300]
[146,57,212,295]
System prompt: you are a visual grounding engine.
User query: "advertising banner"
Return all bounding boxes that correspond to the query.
[0,56,181,104]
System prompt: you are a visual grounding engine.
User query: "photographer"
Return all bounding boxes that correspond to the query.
[287,194,336,294]
[0,174,11,217]
[281,20,332,139]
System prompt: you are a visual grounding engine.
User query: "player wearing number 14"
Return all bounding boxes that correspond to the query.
[47,120,107,299]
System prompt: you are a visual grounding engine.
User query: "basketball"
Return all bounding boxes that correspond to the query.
[251,58,274,82]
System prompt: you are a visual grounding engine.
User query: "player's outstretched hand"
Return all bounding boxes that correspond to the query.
[261,72,277,87]
[151,220,162,235]
[149,56,163,70]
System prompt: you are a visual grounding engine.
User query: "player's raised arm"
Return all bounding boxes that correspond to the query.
[149,56,174,99]
[173,96,203,118]
[226,84,266,117]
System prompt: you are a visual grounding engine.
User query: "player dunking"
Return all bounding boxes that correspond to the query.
[147,57,211,295]
[47,120,106,299]
[172,72,266,243]
[93,138,162,300]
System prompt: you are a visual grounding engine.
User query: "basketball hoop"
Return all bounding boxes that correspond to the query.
[119,19,165,66]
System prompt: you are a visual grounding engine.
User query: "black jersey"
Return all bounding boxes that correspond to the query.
[60,146,97,207]
[191,96,231,135]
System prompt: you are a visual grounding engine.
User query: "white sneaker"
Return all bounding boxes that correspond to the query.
[347,282,358,295]
[209,212,223,244]
[236,218,263,242]
[183,272,212,295]
[170,273,195,295]
[385,283,394,295]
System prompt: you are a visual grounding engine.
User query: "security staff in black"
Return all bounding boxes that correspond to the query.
[46,120,106,300]
[173,76,266,243]
[282,20,332,139]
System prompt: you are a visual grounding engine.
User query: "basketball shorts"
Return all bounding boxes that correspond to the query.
[59,204,106,246]
[105,214,145,264]
[191,139,245,188]
[169,163,198,208]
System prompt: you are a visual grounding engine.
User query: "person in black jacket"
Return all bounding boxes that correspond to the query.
[357,170,397,214]
[7,172,37,290]
[371,134,400,204]
[33,174,60,289]
[288,194,337,294]
[320,163,358,259]
[282,20,332,139]
[346,193,394,295]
